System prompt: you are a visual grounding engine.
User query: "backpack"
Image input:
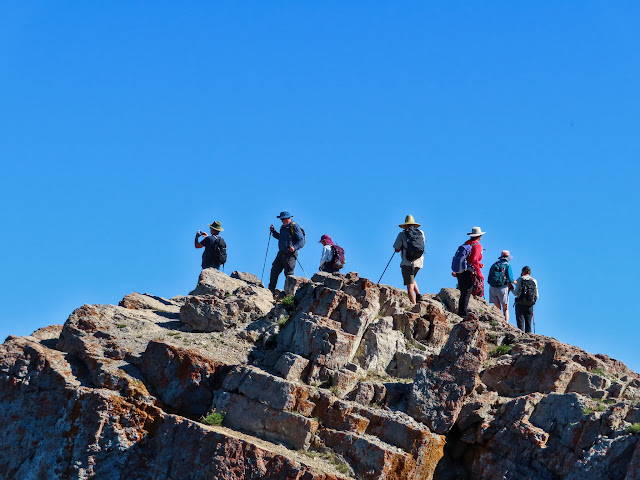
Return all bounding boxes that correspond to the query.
[290,222,306,249]
[213,237,227,266]
[517,278,537,306]
[488,261,509,287]
[326,245,346,270]
[452,244,473,274]
[403,227,425,262]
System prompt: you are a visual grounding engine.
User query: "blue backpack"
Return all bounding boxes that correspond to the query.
[452,244,473,274]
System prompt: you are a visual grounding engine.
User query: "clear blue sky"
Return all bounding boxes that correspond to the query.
[1,2,638,371]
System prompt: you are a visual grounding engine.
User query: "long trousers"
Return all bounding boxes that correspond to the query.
[515,304,534,333]
[457,270,474,318]
[269,250,297,292]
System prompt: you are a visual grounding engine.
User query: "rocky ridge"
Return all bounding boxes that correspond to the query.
[1,268,639,479]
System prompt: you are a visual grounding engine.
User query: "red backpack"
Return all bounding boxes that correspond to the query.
[327,245,346,269]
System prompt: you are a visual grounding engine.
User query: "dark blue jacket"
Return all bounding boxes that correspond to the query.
[273,222,304,252]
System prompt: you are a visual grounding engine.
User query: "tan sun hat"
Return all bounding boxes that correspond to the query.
[399,214,421,228]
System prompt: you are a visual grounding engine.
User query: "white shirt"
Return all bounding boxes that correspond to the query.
[319,245,333,267]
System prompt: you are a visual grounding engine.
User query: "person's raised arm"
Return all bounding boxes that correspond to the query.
[195,230,207,249]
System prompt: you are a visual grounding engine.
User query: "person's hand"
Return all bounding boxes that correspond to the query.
[451,272,457,277]
[270,224,275,233]
[201,231,209,237]
[479,263,484,268]
[288,246,295,252]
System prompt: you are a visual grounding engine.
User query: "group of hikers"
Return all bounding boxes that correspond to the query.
[194,211,539,334]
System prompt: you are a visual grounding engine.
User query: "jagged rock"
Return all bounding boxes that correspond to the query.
[139,340,223,415]
[230,270,263,286]
[353,316,406,373]
[119,292,184,313]
[285,275,311,296]
[180,269,274,332]
[4,269,640,479]
[408,314,487,434]
[274,352,311,381]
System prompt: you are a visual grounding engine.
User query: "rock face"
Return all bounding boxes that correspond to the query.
[1,270,640,479]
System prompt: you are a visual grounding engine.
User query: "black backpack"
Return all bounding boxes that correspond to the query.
[403,227,425,261]
[213,237,227,266]
[290,222,306,248]
[517,278,536,306]
[327,245,346,270]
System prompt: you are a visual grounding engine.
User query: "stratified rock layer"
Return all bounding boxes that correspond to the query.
[1,272,639,479]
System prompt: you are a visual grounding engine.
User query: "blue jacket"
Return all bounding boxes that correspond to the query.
[273,222,304,252]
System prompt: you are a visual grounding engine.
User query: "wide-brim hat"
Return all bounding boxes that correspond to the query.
[277,211,292,219]
[318,234,334,244]
[399,214,421,228]
[467,226,486,237]
[499,250,511,260]
[208,221,224,232]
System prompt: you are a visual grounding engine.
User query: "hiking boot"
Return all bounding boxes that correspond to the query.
[416,294,423,302]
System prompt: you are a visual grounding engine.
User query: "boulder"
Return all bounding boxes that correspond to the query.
[408,314,487,433]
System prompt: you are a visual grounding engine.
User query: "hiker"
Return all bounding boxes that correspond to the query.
[513,266,539,333]
[268,211,305,293]
[393,215,425,304]
[194,221,227,270]
[451,226,485,318]
[318,235,345,274]
[487,250,515,323]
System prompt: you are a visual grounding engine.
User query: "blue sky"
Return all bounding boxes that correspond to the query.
[1,2,638,371]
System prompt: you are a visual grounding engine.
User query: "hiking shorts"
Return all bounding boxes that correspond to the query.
[401,266,420,285]
[489,285,509,305]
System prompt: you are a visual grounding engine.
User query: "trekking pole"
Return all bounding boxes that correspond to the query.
[260,232,272,283]
[296,257,309,278]
[378,252,396,284]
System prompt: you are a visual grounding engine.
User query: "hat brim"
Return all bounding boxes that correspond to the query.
[208,225,224,231]
[467,231,486,236]
[277,215,292,219]
[400,222,421,228]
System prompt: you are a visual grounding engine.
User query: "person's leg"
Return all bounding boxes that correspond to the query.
[283,252,297,277]
[501,303,510,323]
[413,268,421,301]
[524,305,533,333]
[458,271,473,317]
[269,252,285,292]
[515,304,524,331]
[407,283,416,303]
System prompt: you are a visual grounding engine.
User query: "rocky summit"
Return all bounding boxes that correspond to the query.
[1,269,639,480]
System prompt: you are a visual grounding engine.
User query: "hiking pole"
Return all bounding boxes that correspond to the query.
[260,232,272,283]
[378,252,396,284]
[296,257,309,278]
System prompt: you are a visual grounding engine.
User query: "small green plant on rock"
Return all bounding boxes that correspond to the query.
[117,324,127,329]
[490,320,498,327]
[589,367,606,377]
[199,409,224,426]
[626,423,640,434]
[489,344,513,357]
[277,315,289,330]
[281,295,296,312]
[582,407,593,415]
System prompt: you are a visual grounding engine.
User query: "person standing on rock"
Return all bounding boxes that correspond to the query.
[513,266,539,333]
[194,221,227,270]
[487,250,515,323]
[268,211,305,293]
[393,215,425,304]
[452,226,485,318]
[318,234,345,274]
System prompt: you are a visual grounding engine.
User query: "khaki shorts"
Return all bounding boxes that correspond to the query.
[489,285,509,305]
[401,266,420,285]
